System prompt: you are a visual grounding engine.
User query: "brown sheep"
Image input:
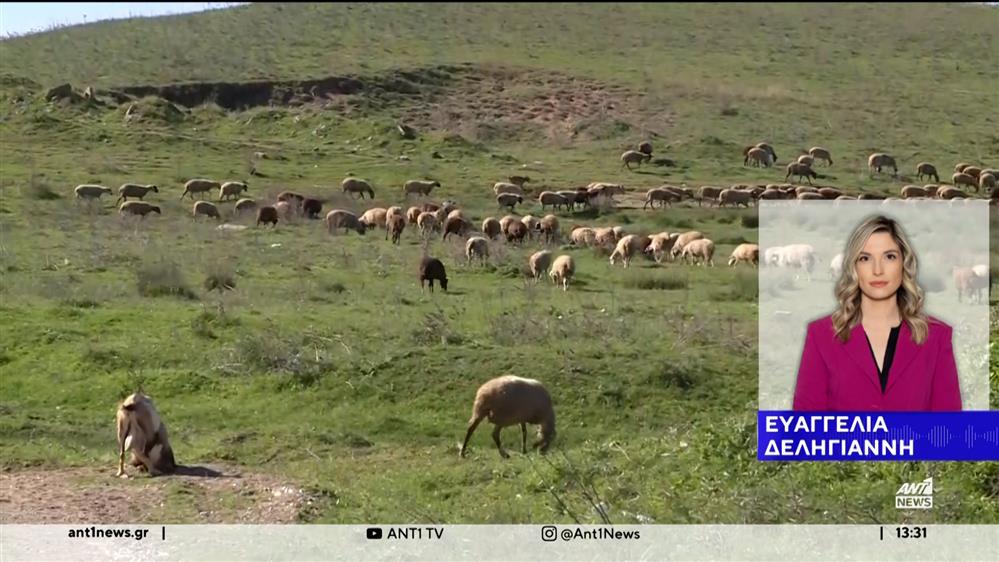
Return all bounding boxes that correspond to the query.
[387,215,405,244]
[638,141,653,155]
[407,206,423,225]
[418,256,448,292]
[505,221,528,244]
[193,201,221,220]
[302,198,322,219]
[786,162,817,185]
[442,216,470,241]
[115,392,177,478]
[482,217,502,240]
[796,154,815,167]
[937,186,967,200]
[980,173,997,192]
[901,185,929,199]
[952,172,978,192]
[256,205,279,227]
[119,201,161,217]
[324,210,367,234]
[459,375,555,459]
[818,187,842,200]
[916,163,940,183]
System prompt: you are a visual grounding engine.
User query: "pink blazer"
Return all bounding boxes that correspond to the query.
[792,315,962,411]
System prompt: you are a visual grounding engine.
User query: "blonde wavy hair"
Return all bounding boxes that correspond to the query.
[831,215,928,344]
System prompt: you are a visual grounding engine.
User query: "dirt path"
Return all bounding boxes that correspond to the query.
[0,464,312,524]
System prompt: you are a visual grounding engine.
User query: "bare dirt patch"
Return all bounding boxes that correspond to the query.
[0,464,313,524]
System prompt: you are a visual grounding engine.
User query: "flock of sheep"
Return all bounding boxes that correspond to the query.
[73,140,995,462]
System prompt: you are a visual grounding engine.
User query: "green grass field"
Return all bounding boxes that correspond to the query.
[1,3,998,524]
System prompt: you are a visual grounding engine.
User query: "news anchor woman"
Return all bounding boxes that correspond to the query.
[792,215,962,411]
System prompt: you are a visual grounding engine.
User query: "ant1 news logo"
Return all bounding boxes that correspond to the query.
[895,477,933,509]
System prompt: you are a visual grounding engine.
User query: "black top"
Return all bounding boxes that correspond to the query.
[865,324,902,394]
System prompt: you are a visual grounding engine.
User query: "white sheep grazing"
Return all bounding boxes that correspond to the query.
[499,215,520,236]
[404,179,440,197]
[520,215,540,239]
[465,236,490,265]
[808,147,833,166]
[620,150,652,170]
[538,191,570,211]
[681,238,715,267]
[497,193,523,212]
[459,375,556,459]
[342,177,374,199]
[493,182,524,196]
[360,207,388,230]
[570,227,596,247]
[75,184,113,201]
[609,234,649,268]
[593,227,618,248]
[482,217,502,240]
[218,181,248,202]
[717,188,754,208]
[829,253,844,280]
[670,231,704,260]
[529,250,553,281]
[417,211,440,236]
[116,183,158,204]
[180,178,221,200]
[548,255,576,291]
[644,232,675,263]
[539,215,560,245]
[386,206,405,224]
[192,200,221,220]
[728,243,759,267]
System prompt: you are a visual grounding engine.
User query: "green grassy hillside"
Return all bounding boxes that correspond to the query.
[0,2,997,524]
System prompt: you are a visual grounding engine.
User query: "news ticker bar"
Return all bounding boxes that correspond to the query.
[1,525,996,562]
[757,411,999,461]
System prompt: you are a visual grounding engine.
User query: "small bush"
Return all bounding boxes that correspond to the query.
[26,177,61,200]
[135,259,197,300]
[646,359,701,390]
[712,270,759,301]
[741,214,759,228]
[411,309,464,346]
[623,272,688,291]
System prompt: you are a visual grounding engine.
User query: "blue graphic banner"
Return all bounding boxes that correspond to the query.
[757,411,999,461]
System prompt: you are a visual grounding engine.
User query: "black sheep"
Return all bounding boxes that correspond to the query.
[419,256,448,292]
[302,198,322,219]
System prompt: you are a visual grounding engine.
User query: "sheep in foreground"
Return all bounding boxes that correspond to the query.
[808,147,833,166]
[728,243,759,267]
[570,227,596,247]
[116,183,158,204]
[817,187,842,200]
[115,391,177,478]
[868,153,898,175]
[256,206,278,227]
[670,231,704,260]
[218,181,248,202]
[180,179,221,200]
[324,210,367,235]
[497,193,523,212]
[771,244,817,280]
[482,217,502,240]
[418,256,448,292]
[529,250,553,281]
[386,206,405,224]
[192,201,221,220]
[786,162,817,185]
[645,232,676,263]
[342,177,375,199]
[360,208,388,230]
[916,163,940,183]
[548,255,575,291]
[75,184,113,201]
[681,238,715,266]
[465,237,489,265]
[506,221,528,244]
[952,172,978,192]
[119,201,161,217]
[937,186,967,200]
[901,185,929,199]
[387,215,405,244]
[459,375,556,459]
[620,149,652,170]
[404,179,440,197]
